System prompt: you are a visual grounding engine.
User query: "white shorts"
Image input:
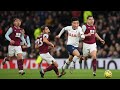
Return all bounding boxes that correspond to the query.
[22,51,27,59]
[40,52,56,65]
[8,45,23,57]
[83,43,97,57]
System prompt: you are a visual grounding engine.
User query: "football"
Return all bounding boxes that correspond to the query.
[104,70,112,78]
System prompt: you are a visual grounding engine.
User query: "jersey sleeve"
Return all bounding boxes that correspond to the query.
[82,25,86,33]
[79,26,84,35]
[64,26,69,31]
[5,27,13,41]
[94,25,97,33]
[58,26,68,37]
[43,34,49,39]
[20,34,27,45]
[26,35,31,47]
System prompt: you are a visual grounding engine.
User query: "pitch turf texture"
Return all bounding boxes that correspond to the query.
[0,69,119,79]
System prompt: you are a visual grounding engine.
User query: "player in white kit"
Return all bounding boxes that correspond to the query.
[56,17,85,76]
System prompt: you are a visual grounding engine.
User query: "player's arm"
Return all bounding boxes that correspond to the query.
[43,34,54,47]
[95,33,105,44]
[79,27,85,40]
[82,25,91,37]
[5,27,15,44]
[56,27,66,38]
[22,36,31,49]
[43,37,54,47]
[26,36,31,48]
[20,34,27,45]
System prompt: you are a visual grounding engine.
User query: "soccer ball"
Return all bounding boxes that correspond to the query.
[104,70,112,78]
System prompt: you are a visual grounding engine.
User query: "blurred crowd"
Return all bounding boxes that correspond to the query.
[0,11,120,59]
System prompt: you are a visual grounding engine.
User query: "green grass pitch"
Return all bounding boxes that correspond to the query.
[0,69,120,79]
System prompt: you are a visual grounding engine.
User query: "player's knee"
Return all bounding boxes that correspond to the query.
[55,64,58,67]
[84,57,88,60]
[73,52,80,57]
[8,56,11,60]
[76,54,81,59]
[17,53,23,60]
[8,56,13,61]
[92,55,97,59]
[53,61,58,67]
[55,63,58,67]
[69,57,73,62]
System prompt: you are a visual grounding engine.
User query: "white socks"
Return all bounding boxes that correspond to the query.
[70,56,79,67]
[62,59,71,70]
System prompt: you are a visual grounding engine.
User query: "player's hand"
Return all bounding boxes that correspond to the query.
[100,39,105,44]
[10,40,15,44]
[87,33,92,36]
[81,34,85,40]
[51,43,54,48]
[22,45,27,49]
[85,33,91,37]
[55,35,60,39]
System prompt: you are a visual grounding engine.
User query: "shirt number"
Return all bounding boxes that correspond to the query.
[15,33,21,37]
[36,38,43,46]
[90,30,95,34]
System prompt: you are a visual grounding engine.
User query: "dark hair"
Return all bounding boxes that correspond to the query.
[41,25,48,32]
[71,17,79,22]
[87,16,93,19]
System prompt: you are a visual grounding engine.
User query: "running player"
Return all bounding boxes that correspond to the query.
[82,16,105,76]
[56,17,85,76]
[2,18,27,75]
[35,25,61,78]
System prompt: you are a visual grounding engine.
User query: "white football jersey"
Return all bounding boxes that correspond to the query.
[58,26,84,47]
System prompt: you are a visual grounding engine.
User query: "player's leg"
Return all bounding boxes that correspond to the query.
[72,49,83,63]
[82,42,90,61]
[2,45,14,65]
[90,50,97,76]
[52,61,62,77]
[61,54,73,75]
[22,51,27,60]
[39,54,48,78]
[67,49,83,74]
[80,43,90,71]
[69,56,78,74]
[70,56,78,68]
[41,62,59,76]
[62,45,80,70]
[2,56,13,65]
[89,43,97,76]
[15,46,25,75]
[69,47,85,73]
[39,53,61,78]
[16,53,25,75]
[61,45,83,75]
